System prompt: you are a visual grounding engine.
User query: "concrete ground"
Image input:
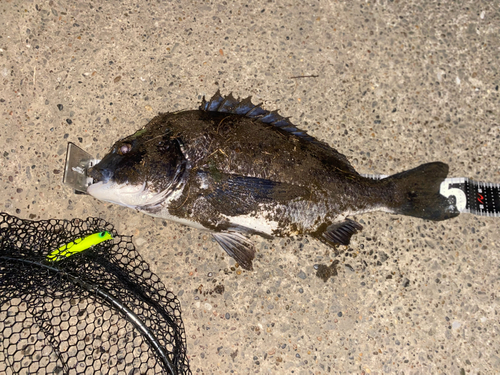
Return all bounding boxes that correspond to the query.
[1,0,499,373]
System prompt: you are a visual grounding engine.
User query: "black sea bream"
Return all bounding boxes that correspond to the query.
[87,91,459,270]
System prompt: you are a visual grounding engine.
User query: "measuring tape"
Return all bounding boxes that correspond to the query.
[362,174,500,217]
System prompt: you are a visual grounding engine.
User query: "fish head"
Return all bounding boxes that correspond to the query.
[87,128,187,211]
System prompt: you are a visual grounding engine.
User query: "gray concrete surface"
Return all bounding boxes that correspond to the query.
[1,0,499,373]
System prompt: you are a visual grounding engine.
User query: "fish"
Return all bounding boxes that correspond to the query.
[46,231,113,262]
[87,91,459,270]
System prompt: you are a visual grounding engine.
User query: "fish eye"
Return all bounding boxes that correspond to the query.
[99,232,106,237]
[118,143,132,155]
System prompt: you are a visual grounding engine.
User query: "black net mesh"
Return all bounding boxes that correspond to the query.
[0,212,191,375]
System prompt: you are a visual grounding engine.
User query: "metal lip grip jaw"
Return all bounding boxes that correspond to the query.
[63,142,101,194]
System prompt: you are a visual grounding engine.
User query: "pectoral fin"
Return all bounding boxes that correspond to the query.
[321,219,363,246]
[212,232,256,271]
[198,170,308,216]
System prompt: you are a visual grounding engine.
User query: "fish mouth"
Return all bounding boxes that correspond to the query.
[87,165,111,185]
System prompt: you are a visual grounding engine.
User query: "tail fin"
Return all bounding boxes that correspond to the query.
[381,162,459,221]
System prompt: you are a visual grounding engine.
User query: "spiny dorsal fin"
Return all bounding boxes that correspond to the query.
[200,90,327,146]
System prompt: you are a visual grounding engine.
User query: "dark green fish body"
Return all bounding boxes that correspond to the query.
[88,92,459,270]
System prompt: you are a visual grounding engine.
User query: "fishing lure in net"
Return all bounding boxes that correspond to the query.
[1,213,191,374]
[46,231,113,262]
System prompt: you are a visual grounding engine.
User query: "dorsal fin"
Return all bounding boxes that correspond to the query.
[200,90,327,146]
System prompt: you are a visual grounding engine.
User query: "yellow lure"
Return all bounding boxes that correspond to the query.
[46,231,113,262]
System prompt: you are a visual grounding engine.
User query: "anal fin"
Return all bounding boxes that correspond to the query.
[212,232,256,271]
[322,219,363,246]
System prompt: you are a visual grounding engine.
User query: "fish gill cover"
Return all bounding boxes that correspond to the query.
[0,212,191,375]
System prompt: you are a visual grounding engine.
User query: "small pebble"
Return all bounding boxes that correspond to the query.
[225,313,230,319]
[338,312,343,317]
[66,118,72,124]
[135,237,147,246]
[57,104,63,111]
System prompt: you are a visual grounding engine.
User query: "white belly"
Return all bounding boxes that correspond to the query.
[222,211,279,236]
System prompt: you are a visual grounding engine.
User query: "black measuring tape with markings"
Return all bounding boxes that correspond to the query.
[362,174,500,217]
[439,177,499,217]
